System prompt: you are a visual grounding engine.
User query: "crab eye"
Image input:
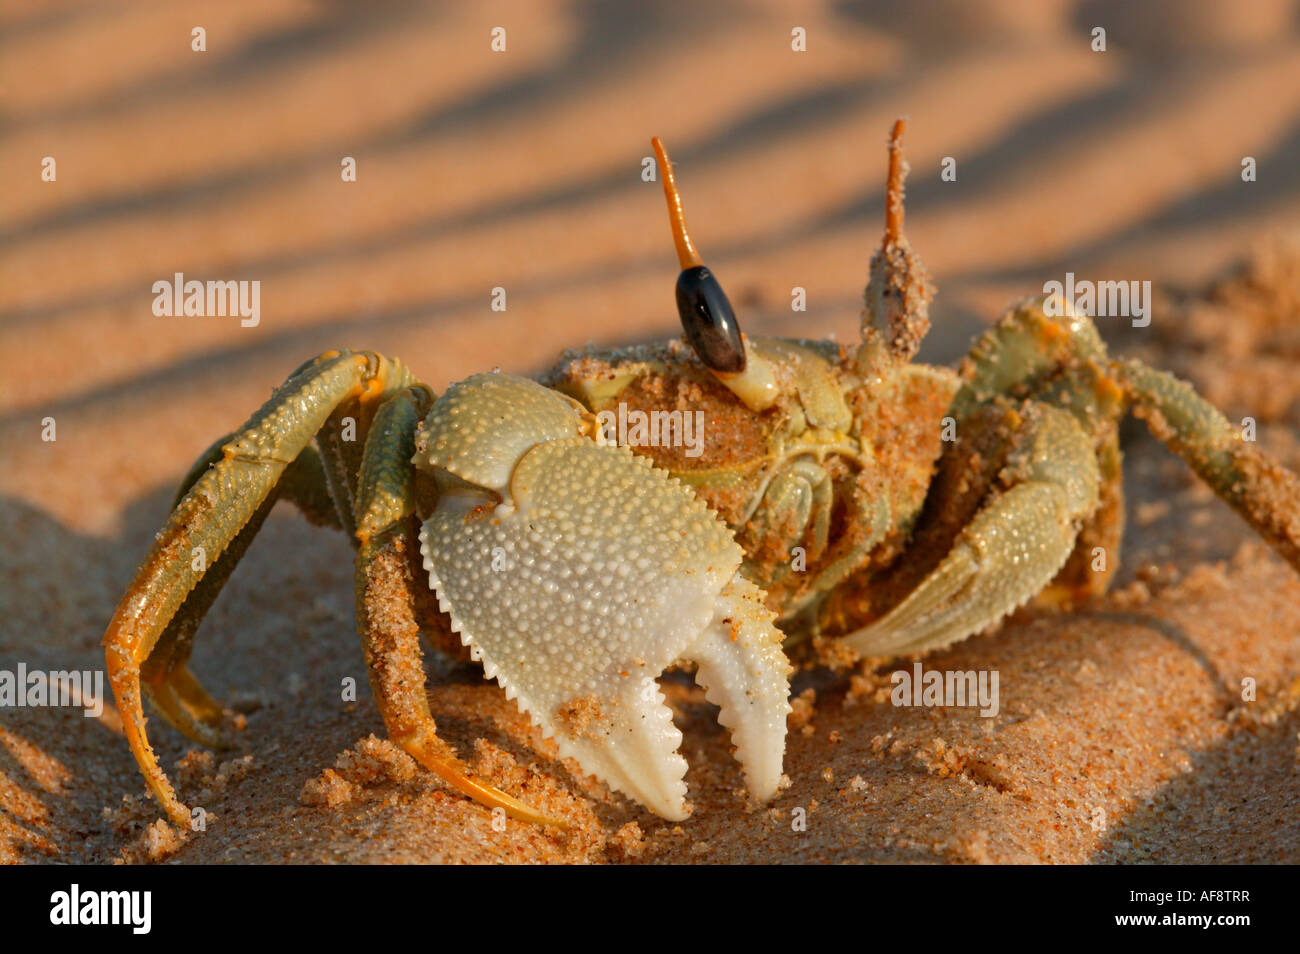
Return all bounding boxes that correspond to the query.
[652,136,748,375]
[676,265,746,374]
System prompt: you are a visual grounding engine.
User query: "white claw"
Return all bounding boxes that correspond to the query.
[686,576,792,803]
[414,375,792,819]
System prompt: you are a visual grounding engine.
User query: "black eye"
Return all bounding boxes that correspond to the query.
[676,265,746,374]
[652,136,750,377]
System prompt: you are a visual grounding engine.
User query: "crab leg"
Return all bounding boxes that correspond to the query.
[137,487,277,748]
[279,444,347,530]
[103,350,403,826]
[1114,357,1300,571]
[843,401,1101,657]
[352,386,561,826]
[948,296,1110,421]
[951,296,1300,580]
[948,297,1126,603]
[136,440,345,751]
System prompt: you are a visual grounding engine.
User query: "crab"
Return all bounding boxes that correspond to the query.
[104,121,1300,829]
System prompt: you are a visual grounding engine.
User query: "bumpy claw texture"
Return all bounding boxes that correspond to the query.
[416,371,589,491]
[416,374,791,820]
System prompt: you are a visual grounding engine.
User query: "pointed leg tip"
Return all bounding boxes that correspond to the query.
[162,797,192,829]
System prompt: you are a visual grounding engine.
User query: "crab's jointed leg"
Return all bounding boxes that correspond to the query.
[1114,357,1300,571]
[104,351,551,828]
[949,297,1127,604]
[954,295,1300,576]
[104,351,379,824]
[351,385,562,827]
[843,398,1102,657]
[845,294,1300,658]
[135,437,345,748]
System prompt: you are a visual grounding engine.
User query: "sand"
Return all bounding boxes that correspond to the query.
[3,0,1300,864]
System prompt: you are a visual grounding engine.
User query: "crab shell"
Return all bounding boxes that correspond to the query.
[543,335,957,635]
[412,372,792,820]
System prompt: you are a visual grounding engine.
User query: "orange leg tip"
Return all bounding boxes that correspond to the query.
[165,804,192,829]
[404,743,569,829]
[450,771,568,828]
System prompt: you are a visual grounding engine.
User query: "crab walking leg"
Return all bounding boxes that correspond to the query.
[166,431,345,536]
[947,296,1126,602]
[173,435,343,530]
[103,350,401,826]
[137,493,277,749]
[317,406,367,539]
[166,665,226,725]
[1114,358,1300,570]
[351,387,560,826]
[139,444,349,747]
[842,402,1101,657]
[140,442,349,752]
[948,296,1110,422]
[1037,419,1124,603]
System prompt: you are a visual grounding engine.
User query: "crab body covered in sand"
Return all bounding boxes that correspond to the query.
[103,125,1300,827]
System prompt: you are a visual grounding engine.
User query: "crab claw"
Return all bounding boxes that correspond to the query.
[414,373,792,819]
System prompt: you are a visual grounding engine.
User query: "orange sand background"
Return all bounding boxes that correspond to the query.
[2,0,1300,863]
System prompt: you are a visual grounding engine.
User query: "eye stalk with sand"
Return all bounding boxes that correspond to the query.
[651,136,778,411]
[860,118,936,371]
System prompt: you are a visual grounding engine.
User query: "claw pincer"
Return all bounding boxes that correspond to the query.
[413,373,791,819]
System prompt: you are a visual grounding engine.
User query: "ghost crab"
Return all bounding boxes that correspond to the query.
[104,121,1300,829]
